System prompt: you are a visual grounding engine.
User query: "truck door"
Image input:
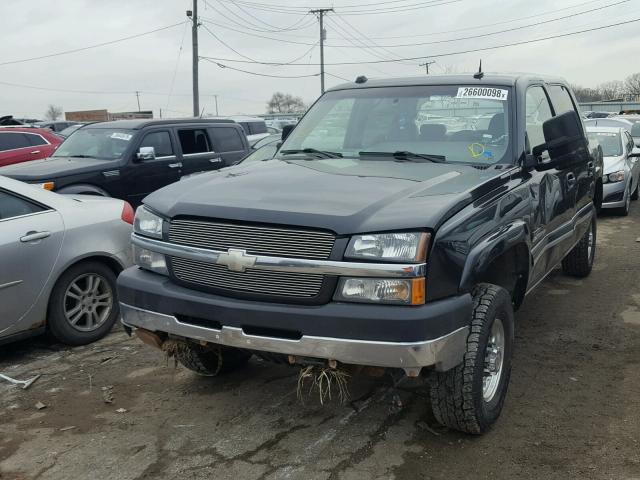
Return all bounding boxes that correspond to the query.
[525,85,575,286]
[176,127,221,177]
[209,125,248,167]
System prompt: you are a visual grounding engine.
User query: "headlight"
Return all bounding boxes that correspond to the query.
[133,206,164,238]
[345,232,430,262]
[607,170,625,183]
[334,277,425,305]
[133,244,168,275]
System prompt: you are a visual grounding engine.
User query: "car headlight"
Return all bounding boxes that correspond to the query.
[607,170,625,183]
[334,277,425,305]
[345,232,430,262]
[133,206,164,238]
[133,244,169,275]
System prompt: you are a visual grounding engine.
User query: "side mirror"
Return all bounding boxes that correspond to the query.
[282,124,295,142]
[531,111,589,171]
[136,146,155,161]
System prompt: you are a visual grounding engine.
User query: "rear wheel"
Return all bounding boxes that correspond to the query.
[429,284,514,434]
[175,343,252,376]
[562,216,596,278]
[48,262,119,345]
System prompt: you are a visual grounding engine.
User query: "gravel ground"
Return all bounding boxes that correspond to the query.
[1,208,639,480]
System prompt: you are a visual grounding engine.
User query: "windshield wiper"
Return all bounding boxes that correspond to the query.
[66,154,95,158]
[359,151,446,163]
[280,148,343,159]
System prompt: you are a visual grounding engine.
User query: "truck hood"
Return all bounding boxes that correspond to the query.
[144,158,512,234]
[0,156,120,180]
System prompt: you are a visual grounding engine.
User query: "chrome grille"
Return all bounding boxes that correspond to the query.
[168,219,335,260]
[170,257,324,297]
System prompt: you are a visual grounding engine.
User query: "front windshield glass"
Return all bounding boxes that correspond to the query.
[281,85,512,164]
[53,128,134,160]
[588,131,622,157]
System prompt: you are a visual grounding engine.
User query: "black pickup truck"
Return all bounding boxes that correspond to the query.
[0,119,249,206]
[117,74,600,434]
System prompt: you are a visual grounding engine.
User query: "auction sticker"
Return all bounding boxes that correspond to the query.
[456,87,508,101]
[110,132,133,141]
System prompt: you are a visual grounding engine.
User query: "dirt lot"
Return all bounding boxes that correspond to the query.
[1,209,640,480]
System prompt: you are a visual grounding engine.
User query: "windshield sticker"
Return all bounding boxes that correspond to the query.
[110,132,132,141]
[456,87,508,101]
[468,143,485,158]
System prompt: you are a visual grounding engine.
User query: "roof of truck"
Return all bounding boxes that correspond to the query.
[327,73,568,91]
[88,118,236,129]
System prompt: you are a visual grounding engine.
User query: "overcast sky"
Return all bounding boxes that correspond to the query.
[1,0,639,120]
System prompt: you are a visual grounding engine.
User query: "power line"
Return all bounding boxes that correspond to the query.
[199,15,640,65]
[214,0,464,15]
[201,58,319,78]
[225,0,314,32]
[166,21,190,111]
[199,18,318,44]
[0,22,188,67]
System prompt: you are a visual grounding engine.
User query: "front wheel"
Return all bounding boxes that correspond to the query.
[429,284,514,434]
[561,216,596,278]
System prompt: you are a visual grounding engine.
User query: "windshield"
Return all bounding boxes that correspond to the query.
[588,131,622,157]
[53,128,134,160]
[281,85,512,164]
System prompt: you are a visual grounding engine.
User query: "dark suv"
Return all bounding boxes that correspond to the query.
[0,119,249,205]
[117,74,600,434]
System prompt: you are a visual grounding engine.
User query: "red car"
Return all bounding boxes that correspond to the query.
[0,127,63,167]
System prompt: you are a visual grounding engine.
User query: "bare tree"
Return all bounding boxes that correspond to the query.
[624,73,640,97]
[570,84,602,103]
[597,81,625,100]
[45,104,63,121]
[267,92,306,114]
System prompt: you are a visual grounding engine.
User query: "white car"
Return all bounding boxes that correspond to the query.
[0,175,133,346]
[586,126,640,215]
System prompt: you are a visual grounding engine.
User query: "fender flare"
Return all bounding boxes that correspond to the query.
[458,220,531,293]
[56,184,110,197]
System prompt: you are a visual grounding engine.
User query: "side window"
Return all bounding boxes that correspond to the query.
[25,134,48,147]
[140,131,174,157]
[211,127,245,152]
[249,122,267,135]
[0,133,30,152]
[177,129,213,155]
[0,190,45,220]
[547,85,578,116]
[626,132,635,152]
[525,86,554,151]
[238,122,250,135]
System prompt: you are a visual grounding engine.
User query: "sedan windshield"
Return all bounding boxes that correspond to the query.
[53,128,135,160]
[588,131,623,157]
[280,85,512,164]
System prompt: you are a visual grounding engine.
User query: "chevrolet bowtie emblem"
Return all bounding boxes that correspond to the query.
[216,248,257,272]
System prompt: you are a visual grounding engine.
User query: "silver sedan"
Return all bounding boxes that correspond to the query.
[0,175,133,346]
[587,126,640,216]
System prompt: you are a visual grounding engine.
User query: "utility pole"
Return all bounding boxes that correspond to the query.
[214,94,219,116]
[419,61,436,75]
[135,91,141,111]
[187,1,200,117]
[310,8,333,95]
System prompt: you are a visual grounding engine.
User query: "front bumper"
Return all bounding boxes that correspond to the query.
[602,180,627,208]
[118,267,472,372]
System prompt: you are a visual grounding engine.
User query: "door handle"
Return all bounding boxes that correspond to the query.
[168,162,182,168]
[209,157,222,163]
[566,173,577,187]
[587,161,594,177]
[20,231,51,242]
[30,150,41,155]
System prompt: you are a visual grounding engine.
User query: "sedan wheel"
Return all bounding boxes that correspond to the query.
[48,261,120,345]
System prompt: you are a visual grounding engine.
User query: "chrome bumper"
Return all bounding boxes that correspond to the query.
[120,303,468,373]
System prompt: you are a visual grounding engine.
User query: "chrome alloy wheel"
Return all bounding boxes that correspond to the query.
[63,273,113,332]
[483,317,505,402]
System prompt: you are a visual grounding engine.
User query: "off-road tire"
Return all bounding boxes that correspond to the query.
[561,217,596,278]
[176,344,252,376]
[429,283,514,434]
[48,261,119,346]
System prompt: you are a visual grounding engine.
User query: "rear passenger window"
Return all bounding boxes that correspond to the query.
[177,129,212,154]
[249,122,267,135]
[525,86,554,151]
[238,122,250,135]
[548,85,578,116]
[25,134,48,147]
[0,190,45,220]
[212,127,245,152]
[0,132,30,151]
[140,131,174,157]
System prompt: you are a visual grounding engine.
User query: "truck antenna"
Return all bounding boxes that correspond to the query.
[473,60,484,80]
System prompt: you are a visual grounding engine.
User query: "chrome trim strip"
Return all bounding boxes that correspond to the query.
[120,303,468,371]
[132,234,426,278]
[0,280,22,291]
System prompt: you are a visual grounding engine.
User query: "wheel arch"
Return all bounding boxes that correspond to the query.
[56,184,110,196]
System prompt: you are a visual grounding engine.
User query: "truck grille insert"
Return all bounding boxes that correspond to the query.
[170,256,324,298]
[168,219,335,260]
